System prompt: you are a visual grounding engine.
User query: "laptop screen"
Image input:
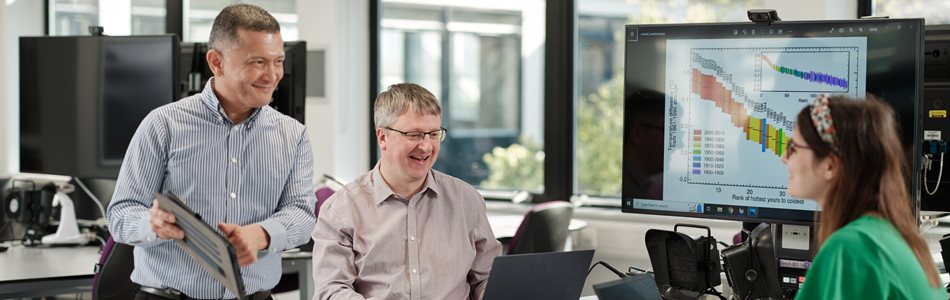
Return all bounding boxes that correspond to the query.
[483,250,595,300]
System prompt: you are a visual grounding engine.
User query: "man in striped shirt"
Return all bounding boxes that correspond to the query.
[106,4,315,300]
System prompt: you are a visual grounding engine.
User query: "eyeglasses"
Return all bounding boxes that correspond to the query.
[786,140,810,156]
[384,126,447,142]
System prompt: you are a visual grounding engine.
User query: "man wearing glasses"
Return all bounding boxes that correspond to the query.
[311,83,502,299]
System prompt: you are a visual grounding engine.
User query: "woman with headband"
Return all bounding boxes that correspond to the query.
[782,95,945,299]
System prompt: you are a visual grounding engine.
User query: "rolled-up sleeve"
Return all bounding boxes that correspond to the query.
[107,110,168,247]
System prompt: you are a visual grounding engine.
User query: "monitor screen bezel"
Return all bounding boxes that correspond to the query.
[621,18,925,225]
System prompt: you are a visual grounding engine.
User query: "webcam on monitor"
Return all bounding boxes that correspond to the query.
[748,9,780,24]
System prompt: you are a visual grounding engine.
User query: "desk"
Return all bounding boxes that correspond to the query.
[0,215,586,299]
[0,245,314,300]
[0,245,99,298]
[281,250,313,300]
[487,214,588,239]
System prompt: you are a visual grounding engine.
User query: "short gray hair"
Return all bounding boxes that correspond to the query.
[208,4,280,51]
[373,83,442,128]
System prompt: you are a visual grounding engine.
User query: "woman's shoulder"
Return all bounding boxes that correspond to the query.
[822,216,885,248]
[816,216,905,267]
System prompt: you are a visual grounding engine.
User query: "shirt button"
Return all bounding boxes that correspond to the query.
[146,236,154,242]
[412,269,417,274]
[231,157,237,163]
[409,204,414,208]
[410,236,416,241]
[229,192,236,199]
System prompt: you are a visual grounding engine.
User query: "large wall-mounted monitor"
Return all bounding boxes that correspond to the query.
[622,18,924,224]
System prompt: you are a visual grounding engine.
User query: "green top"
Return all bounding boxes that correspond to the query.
[795,215,947,300]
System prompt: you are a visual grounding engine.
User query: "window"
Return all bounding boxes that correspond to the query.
[49,0,166,36]
[131,0,166,35]
[872,0,950,25]
[574,0,763,198]
[377,0,545,193]
[185,0,298,42]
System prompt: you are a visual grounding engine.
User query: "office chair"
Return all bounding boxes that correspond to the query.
[92,236,137,300]
[505,201,574,255]
[84,178,135,300]
[273,184,337,294]
[314,185,334,216]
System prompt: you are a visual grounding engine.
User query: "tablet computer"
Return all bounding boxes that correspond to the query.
[154,192,246,299]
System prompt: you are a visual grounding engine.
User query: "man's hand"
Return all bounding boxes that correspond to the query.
[150,200,184,240]
[218,223,271,267]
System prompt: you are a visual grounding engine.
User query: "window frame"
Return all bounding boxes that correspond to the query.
[44,0,181,37]
[369,0,575,203]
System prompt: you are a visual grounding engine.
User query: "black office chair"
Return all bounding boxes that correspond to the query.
[93,236,137,300]
[504,201,574,255]
[85,178,137,300]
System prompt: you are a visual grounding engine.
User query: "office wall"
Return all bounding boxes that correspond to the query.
[1,0,44,176]
[298,0,371,182]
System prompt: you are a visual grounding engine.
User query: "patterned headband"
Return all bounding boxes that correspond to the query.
[810,95,837,150]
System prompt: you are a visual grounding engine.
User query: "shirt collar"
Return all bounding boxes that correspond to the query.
[371,162,439,205]
[200,77,263,127]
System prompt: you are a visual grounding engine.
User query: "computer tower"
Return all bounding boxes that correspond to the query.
[921,26,950,212]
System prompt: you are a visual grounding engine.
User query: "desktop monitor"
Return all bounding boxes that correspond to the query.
[19,35,179,179]
[622,18,925,224]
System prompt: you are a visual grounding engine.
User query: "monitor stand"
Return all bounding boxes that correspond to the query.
[742,222,813,299]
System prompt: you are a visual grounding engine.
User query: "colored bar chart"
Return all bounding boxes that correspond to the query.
[691,68,791,158]
[693,130,702,175]
[760,51,852,93]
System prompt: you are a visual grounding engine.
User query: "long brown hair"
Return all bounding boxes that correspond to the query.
[797,95,940,287]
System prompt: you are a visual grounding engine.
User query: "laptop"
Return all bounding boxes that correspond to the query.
[483,250,595,300]
[593,273,662,300]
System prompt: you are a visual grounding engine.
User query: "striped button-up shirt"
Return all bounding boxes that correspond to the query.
[312,163,502,300]
[107,79,316,298]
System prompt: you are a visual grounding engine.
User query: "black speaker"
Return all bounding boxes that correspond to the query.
[2,181,54,233]
[4,180,36,222]
[645,223,722,297]
[722,223,781,300]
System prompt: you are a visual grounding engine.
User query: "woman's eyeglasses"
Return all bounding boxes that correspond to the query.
[786,140,809,156]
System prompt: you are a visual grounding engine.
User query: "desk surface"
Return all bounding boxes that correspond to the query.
[0,245,100,282]
[0,245,100,298]
[0,214,587,299]
[0,244,314,300]
[487,214,588,239]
